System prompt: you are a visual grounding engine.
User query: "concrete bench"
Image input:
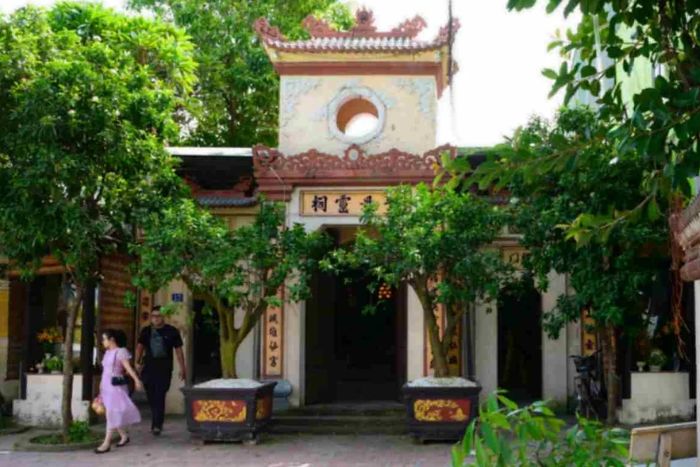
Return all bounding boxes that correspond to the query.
[629,422,696,466]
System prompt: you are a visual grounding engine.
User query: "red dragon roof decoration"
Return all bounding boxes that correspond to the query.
[252,144,456,201]
[254,8,460,54]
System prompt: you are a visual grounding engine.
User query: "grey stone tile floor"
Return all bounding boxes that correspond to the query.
[0,415,454,467]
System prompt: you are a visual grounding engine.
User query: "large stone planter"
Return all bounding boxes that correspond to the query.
[402,378,481,442]
[182,379,276,443]
[618,372,695,425]
[13,374,89,428]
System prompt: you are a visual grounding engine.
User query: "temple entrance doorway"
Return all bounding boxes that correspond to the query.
[305,227,406,404]
[497,279,543,403]
[192,299,222,384]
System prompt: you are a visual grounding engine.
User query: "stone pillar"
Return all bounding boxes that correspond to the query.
[406,285,424,381]
[284,299,303,407]
[154,280,190,414]
[541,271,568,403]
[474,300,498,400]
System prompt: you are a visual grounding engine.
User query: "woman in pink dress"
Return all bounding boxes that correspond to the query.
[95,329,144,454]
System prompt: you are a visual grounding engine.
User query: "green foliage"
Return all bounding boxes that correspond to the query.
[0,2,195,281]
[506,0,699,224]
[452,393,629,466]
[128,0,353,147]
[323,184,510,377]
[44,355,63,373]
[132,199,329,377]
[457,107,667,338]
[67,421,91,443]
[648,348,667,367]
[30,422,101,445]
[0,2,196,437]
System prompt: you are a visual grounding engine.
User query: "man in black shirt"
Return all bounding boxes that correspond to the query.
[135,306,186,435]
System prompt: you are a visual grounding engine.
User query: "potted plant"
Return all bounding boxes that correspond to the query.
[133,200,327,443]
[36,326,63,356]
[44,355,64,374]
[648,349,667,372]
[323,184,510,441]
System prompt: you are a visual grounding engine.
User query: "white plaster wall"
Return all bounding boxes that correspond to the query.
[565,320,580,400]
[619,372,695,424]
[154,280,189,415]
[279,75,437,156]
[541,272,569,403]
[406,285,425,381]
[13,374,89,427]
[474,300,498,401]
[233,308,255,380]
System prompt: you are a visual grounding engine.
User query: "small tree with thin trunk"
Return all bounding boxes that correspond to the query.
[323,184,510,378]
[0,3,195,440]
[132,199,328,378]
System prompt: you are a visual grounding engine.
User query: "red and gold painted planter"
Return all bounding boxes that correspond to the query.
[402,383,481,442]
[182,381,276,443]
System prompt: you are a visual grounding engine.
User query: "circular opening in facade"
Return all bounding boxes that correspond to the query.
[335,97,380,140]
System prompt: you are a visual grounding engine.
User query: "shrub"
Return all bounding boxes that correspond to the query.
[648,349,667,368]
[67,421,91,443]
[451,393,629,466]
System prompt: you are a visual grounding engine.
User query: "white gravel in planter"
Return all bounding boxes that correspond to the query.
[194,378,264,389]
[406,377,479,388]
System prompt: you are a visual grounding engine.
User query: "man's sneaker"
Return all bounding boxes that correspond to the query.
[152,428,162,436]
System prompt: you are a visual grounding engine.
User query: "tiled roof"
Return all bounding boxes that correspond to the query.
[195,196,257,208]
[255,8,459,54]
[262,36,448,53]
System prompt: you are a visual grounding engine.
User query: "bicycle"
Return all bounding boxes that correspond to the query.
[570,352,606,420]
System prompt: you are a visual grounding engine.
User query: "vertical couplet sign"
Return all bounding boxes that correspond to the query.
[581,308,597,357]
[262,294,284,378]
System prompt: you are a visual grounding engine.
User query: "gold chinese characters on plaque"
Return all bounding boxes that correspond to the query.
[300,191,387,216]
[501,246,529,270]
[262,303,283,378]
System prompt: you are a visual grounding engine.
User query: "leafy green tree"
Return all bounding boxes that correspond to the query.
[132,200,328,378]
[459,107,668,422]
[128,0,353,147]
[504,0,699,233]
[451,392,629,466]
[323,184,510,378]
[0,3,195,439]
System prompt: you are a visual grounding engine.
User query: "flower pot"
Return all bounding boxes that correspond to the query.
[636,362,645,372]
[649,365,661,372]
[401,378,481,442]
[181,379,276,443]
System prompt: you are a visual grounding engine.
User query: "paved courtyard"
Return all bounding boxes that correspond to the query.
[0,416,454,467]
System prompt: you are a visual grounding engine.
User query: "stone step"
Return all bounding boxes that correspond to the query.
[274,414,406,425]
[271,407,408,435]
[270,424,407,435]
[281,403,405,418]
[270,416,407,435]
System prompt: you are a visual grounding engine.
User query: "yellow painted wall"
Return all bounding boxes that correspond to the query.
[279,74,438,156]
[209,206,258,230]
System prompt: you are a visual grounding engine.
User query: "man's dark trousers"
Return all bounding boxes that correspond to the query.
[143,365,171,430]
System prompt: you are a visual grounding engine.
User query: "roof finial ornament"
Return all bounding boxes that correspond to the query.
[353,7,377,34]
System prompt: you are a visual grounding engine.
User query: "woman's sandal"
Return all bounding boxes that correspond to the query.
[116,437,130,447]
[94,446,111,454]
